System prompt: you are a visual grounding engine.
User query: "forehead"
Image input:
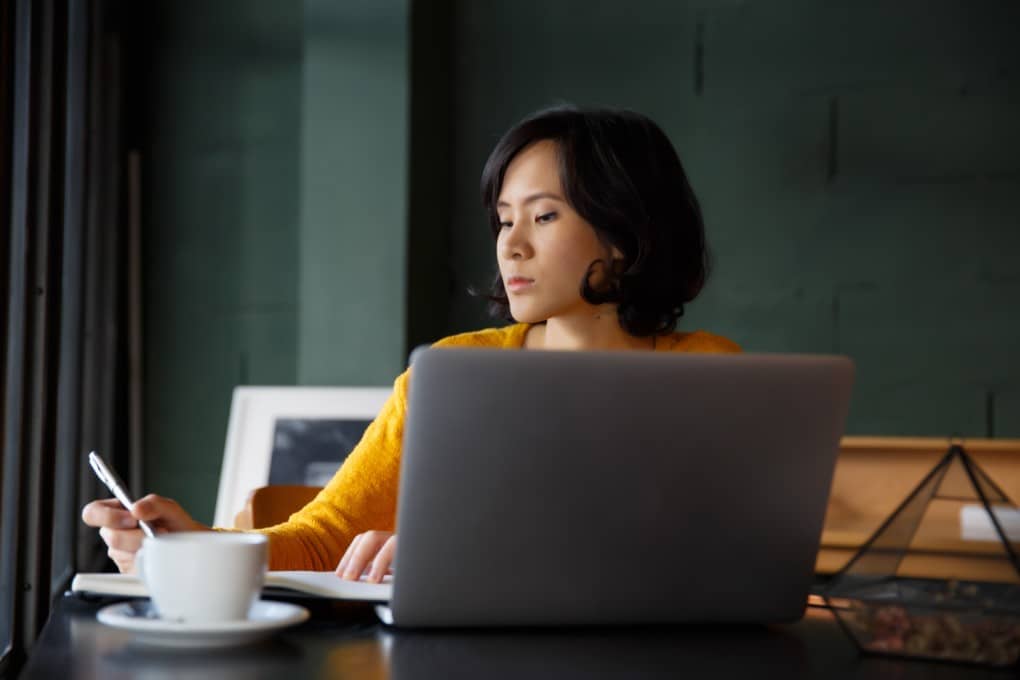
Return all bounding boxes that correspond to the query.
[499,140,561,200]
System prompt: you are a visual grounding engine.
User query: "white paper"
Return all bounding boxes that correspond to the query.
[959,504,1020,542]
[71,570,393,602]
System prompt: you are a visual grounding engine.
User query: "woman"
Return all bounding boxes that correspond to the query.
[82,106,740,584]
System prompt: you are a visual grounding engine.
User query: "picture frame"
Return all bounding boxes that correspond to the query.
[212,386,392,528]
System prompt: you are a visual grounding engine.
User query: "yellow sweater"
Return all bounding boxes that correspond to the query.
[257,323,740,570]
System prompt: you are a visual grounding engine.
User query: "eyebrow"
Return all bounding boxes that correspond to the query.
[496,192,565,208]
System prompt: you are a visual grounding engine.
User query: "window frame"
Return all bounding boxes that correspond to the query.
[1,1,123,674]
[1,0,37,670]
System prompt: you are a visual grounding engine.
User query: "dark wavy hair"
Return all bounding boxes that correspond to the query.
[478,106,710,337]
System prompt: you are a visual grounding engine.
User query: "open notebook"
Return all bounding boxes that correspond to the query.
[71,571,393,602]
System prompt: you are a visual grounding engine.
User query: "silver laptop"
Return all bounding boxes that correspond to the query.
[382,348,854,627]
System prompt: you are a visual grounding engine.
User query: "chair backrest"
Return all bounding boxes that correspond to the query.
[233,484,323,529]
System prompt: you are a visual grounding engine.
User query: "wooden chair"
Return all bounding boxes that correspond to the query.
[233,484,323,530]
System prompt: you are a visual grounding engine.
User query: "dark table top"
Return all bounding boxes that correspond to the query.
[18,593,1017,680]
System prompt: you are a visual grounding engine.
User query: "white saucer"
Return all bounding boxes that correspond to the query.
[96,599,309,649]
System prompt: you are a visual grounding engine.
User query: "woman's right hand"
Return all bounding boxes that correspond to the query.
[336,531,396,583]
[81,494,209,573]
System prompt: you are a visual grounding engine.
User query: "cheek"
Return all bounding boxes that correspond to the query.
[546,234,605,277]
[556,252,591,281]
[495,234,508,265]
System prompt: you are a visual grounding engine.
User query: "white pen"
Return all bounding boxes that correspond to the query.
[88,451,156,538]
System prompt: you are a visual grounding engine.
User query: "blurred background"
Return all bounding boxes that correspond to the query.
[122,0,1020,519]
[2,0,1019,668]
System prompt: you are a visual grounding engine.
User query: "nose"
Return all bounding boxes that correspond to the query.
[499,222,533,261]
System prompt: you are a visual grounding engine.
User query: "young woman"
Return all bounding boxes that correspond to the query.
[82,106,739,584]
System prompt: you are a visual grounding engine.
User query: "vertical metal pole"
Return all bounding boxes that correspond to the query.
[50,0,88,596]
[1,0,35,668]
[128,150,144,497]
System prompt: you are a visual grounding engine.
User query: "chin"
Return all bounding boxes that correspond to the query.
[508,304,547,325]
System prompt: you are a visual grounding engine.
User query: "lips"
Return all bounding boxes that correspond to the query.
[506,276,534,292]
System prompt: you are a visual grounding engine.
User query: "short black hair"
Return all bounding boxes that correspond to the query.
[478,105,710,337]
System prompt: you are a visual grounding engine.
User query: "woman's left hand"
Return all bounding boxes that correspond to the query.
[335,530,396,583]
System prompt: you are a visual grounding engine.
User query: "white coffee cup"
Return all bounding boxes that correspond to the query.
[137,532,268,623]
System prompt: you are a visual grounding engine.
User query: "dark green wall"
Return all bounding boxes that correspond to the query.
[138,1,303,519]
[297,0,409,385]
[138,0,409,521]
[136,0,1020,522]
[444,0,1020,438]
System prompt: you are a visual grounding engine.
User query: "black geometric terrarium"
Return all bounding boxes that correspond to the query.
[824,443,1020,667]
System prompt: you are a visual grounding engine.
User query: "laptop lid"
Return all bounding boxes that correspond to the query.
[390,348,854,627]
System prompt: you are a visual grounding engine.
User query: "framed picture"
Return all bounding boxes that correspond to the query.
[212,386,392,528]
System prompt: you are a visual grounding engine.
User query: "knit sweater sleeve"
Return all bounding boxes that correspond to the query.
[254,369,410,571]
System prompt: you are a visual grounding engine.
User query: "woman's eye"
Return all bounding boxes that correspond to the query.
[536,212,557,224]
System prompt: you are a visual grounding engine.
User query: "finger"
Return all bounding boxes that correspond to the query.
[82,499,138,529]
[341,533,390,581]
[131,494,175,521]
[367,536,397,583]
[94,497,129,509]
[132,494,199,531]
[99,527,145,553]
[335,534,363,576]
[107,548,137,574]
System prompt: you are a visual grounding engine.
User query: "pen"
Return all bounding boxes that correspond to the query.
[88,451,156,538]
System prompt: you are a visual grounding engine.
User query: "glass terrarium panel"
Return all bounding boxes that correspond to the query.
[826,444,1020,668]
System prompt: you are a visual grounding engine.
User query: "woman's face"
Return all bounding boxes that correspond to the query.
[496,140,619,324]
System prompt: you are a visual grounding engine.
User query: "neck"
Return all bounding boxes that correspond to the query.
[535,308,654,351]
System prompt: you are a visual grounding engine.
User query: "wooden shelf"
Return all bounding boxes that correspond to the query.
[818,436,1020,582]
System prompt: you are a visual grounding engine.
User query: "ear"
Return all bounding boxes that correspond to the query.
[608,246,627,277]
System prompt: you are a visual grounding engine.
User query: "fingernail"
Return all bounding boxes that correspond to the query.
[118,517,137,529]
